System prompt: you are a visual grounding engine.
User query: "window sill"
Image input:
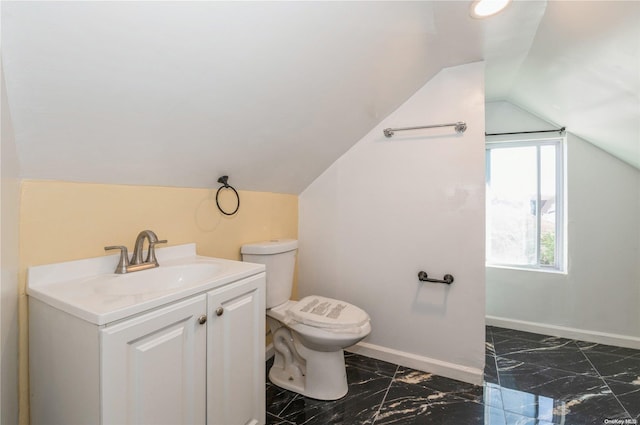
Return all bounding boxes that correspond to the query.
[486,264,567,275]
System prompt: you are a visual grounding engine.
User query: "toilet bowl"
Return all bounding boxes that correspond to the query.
[241,240,371,401]
[267,297,371,400]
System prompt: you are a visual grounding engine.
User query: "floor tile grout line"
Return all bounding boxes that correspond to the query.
[574,340,598,371]
[489,330,510,425]
[495,340,594,423]
[581,348,634,420]
[579,347,640,362]
[492,327,640,360]
[493,352,502,388]
[346,363,398,379]
[493,352,601,379]
[370,364,400,425]
[495,333,636,423]
[487,328,503,388]
[488,327,509,423]
[274,392,300,419]
[267,412,296,425]
[494,338,584,356]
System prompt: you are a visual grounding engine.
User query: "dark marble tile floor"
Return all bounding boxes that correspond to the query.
[266,326,640,424]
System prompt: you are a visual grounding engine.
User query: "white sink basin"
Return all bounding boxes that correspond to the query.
[27,243,265,325]
[90,263,223,296]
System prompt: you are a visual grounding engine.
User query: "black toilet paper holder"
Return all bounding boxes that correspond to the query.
[418,271,454,285]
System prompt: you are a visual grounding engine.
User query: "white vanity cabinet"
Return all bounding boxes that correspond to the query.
[28,245,265,425]
[101,295,208,425]
[207,276,266,425]
[101,274,265,425]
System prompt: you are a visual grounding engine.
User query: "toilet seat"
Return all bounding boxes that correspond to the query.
[268,296,370,334]
[287,296,369,332]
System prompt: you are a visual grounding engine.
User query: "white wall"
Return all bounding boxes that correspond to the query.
[299,63,486,384]
[1,63,21,425]
[486,101,640,347]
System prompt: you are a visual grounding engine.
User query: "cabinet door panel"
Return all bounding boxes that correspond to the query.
[101,295,207,425]
[207,273,265,425]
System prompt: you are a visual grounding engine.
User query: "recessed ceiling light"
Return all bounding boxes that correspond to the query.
[470,0,511,19]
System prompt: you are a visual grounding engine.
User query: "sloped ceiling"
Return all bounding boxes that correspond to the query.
[502,0,640,170]
[0,1,475,194]
[2,1,638,195]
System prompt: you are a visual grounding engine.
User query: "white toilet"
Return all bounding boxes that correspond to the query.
[241,239,371,401]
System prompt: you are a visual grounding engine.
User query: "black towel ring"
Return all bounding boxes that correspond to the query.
[215,176,240,216]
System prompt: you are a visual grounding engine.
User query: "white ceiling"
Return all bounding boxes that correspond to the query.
[503,0,640,170]
[2,1,638,194]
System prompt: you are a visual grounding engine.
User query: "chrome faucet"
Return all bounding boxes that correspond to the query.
[105,230,167,274]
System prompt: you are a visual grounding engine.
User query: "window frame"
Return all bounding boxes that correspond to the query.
[485,136,566,272]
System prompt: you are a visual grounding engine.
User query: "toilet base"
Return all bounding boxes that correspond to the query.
[269,347,349,401]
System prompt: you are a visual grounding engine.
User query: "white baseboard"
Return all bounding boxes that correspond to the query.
[486,315,640,350]
[346,341,484,386]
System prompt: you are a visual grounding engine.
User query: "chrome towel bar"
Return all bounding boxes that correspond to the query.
[383,121,467,138]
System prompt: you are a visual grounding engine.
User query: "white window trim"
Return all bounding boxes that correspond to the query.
[485,135,566,272]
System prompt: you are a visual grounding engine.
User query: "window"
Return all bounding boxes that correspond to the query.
[485,137,565,271]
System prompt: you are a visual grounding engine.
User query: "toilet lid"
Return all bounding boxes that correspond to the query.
[287,296,369,330]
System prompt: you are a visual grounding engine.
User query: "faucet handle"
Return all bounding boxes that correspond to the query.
[104,245,130,274]
[146,239,168,265]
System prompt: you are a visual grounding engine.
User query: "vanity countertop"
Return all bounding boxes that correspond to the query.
[27,243,265,325]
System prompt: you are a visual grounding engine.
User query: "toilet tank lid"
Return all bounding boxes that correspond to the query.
[241,239,298,255]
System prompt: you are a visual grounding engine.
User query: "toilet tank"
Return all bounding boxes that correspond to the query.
[241,239,298,309]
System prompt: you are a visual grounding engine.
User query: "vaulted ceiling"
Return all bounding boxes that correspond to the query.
[500,1,640,170]
[2,1,638,194]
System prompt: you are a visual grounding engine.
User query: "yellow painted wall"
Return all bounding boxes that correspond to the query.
[18,180,298,424]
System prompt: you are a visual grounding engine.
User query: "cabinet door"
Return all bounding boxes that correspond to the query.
[101,295,207,425]
[207,273,265,425]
